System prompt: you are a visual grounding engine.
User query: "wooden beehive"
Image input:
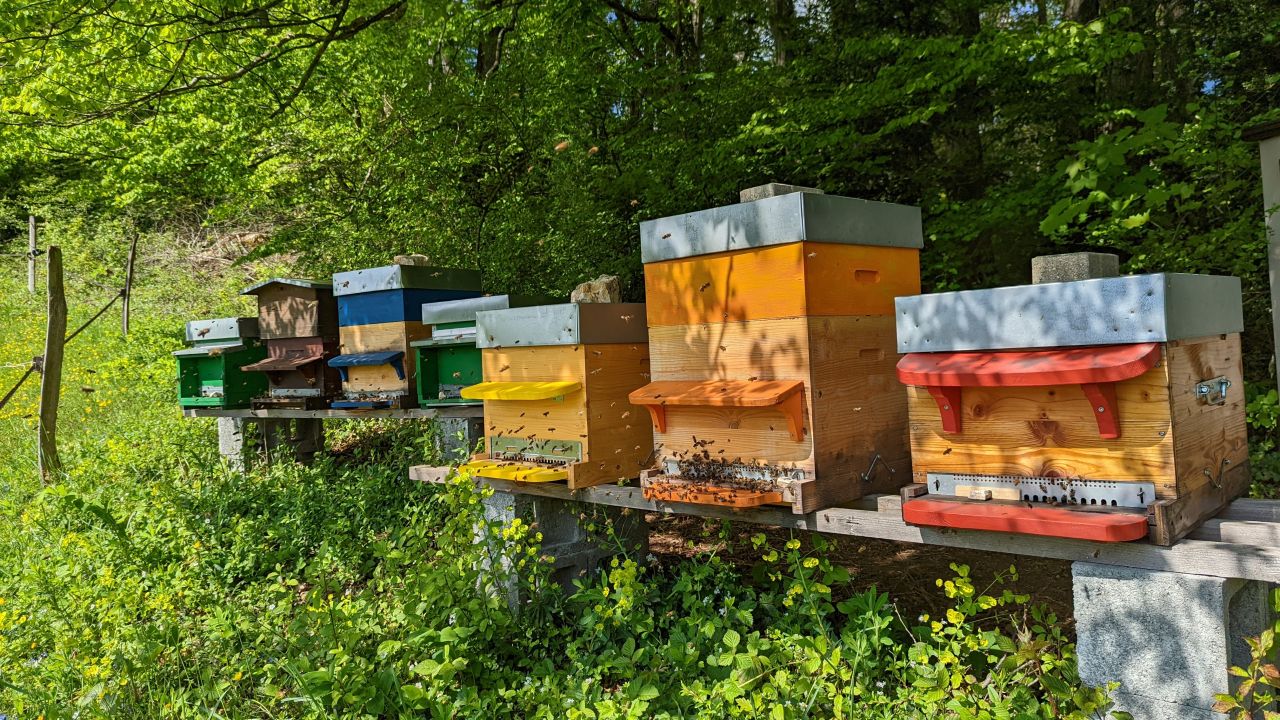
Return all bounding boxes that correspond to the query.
[458,303,653,489]
[328,264,482,409]
[411,295,549,408]
[631,189,924,513]
[240,278,341,408]
[174,318,267,409]
[894,273,1248,545]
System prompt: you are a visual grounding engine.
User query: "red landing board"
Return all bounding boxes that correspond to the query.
[902,498,1149,543]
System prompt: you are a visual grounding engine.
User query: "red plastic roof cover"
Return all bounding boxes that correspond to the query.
[902,498,1149,543]
[897,343,1161,388]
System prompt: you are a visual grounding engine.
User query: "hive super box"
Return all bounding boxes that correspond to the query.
[894,273,1247,545]
[411,295,547,408]
[174,317,267,409]
[327,264,482,409]
[239,278,341,408]
[458,303,653,488]
[630,189,923,513]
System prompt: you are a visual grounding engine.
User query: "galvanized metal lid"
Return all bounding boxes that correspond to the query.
[331,264,483,296]
[639,193,923,263]
[422,295,516,326]
[184,317,259,343]
[895,273,1244,353]
[475,303,648,348]
[240,278,333,295]
[173,341,246,357]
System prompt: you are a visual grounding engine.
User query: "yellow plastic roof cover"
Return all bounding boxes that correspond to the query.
[459,380,582,401]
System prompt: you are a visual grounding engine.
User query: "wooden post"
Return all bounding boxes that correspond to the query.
[27,215,36,294]
[38,246,66,483]
[122,232,137,336]
[1245,120,1280,390]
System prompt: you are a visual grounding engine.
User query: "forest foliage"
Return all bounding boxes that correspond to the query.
[1,0,1278,369]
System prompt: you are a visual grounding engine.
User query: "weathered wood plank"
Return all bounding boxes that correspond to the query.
[183,406,483,419]
[409,466,1280,582]
[38,246,66,483]
[1166,334,1248,496]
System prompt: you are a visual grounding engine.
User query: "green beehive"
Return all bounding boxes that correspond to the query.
[412,296,543,407]
[174,317,268,408]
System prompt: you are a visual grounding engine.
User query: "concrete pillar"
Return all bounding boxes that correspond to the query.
[216,417,249,471]
[739,182,824,203]
[476,489,649,610]
[291,419,324,464]
[434,417,484,463]
[1073,561,1274,719]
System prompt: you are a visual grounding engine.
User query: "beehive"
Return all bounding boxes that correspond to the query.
[894,272,1248,545]
[411,295,549,408]
[327,264,482,409]
[174,318,267,409]
[458,303,652,488]
[239,278,340,408]
[630,188,924,512]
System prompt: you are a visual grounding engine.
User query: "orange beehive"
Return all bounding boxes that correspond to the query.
[630,187,924,512]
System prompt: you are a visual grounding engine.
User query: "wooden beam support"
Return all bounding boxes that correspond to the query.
[409,466,1280,583]
[38,246,66,483]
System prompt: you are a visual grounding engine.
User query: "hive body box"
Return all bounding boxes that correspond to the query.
[459,303,653,489]
[239,279,341,408]
[327,265,482,409]
[895,273,1248,545]
[631,191,923,513]
[174,318,267,409]
[411,295,550,408]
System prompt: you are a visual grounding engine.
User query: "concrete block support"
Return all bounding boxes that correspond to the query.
[477,489,649,610]
[1073,561,1274,719]
[433,417,483,463]
[216,417,326,470]
[217,417,249,471]
[1031,252,1120,284]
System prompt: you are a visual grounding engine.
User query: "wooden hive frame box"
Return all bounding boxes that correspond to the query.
[239,278,341,409]
[630,187,924,513]
[411,295,551,408]
[327,264,482,409]
[894,272,1248,546]
[458,302,653,489]
[173,318,267,409]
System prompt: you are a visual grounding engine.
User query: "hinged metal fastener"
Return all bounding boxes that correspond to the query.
[1194,376,1232,405]
[1204,458,1232,489]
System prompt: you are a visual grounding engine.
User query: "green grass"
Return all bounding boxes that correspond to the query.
[0,258,1114,719]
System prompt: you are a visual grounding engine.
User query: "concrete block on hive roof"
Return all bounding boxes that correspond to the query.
[639,192,923,263]
[570,275,621,304]
[1031,252,1120,284]
[738,183,825,203]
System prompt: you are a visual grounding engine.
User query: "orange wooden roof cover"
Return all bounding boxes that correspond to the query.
[629,379,806,441]
[895,343,1162,439]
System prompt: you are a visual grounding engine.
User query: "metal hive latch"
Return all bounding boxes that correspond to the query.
[1194,376,1231,405]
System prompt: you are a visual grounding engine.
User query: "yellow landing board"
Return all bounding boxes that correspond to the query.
[463,460,569,483]
[460,380,582,401]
